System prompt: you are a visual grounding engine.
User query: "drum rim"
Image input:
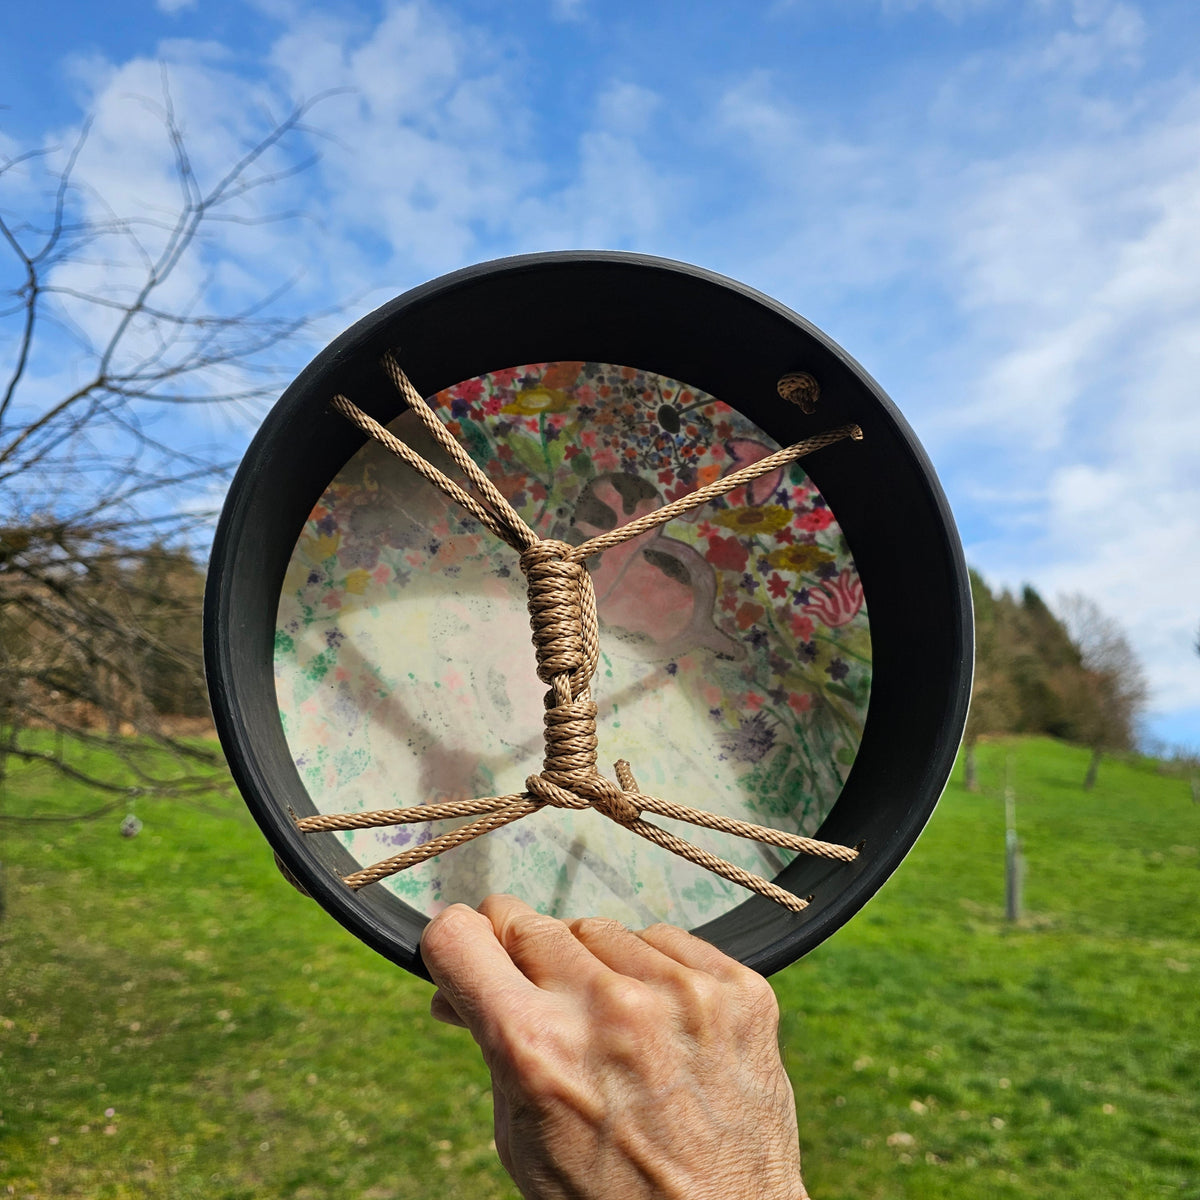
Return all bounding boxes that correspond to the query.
[203,250,973,979]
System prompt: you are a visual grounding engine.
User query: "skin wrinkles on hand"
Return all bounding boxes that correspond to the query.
[421,894,810,1200]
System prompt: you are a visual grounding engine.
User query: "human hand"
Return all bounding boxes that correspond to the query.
[420,894,809,1200]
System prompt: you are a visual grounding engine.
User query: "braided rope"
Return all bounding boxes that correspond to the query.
[300,356,864,912]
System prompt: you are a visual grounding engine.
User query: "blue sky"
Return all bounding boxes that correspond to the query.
[3,0,1198,748]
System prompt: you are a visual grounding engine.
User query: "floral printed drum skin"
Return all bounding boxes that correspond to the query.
[276,361,871,928]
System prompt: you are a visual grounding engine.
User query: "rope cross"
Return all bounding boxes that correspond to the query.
[296,352,863,912]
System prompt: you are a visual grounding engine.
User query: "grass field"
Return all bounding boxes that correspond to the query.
[1,736,1197,1198]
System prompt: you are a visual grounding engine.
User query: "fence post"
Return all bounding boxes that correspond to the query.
[1005,754,1023,923]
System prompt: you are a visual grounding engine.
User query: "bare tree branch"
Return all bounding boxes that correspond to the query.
[1,71,340,814]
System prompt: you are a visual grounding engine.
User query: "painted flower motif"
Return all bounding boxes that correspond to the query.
[705,535,749,573]
[502,386,574,415]
[788,612,815,641]
[712,505,792,535]
[804,567,864,628]
[735,601,765,631]
[797,508,835,531]
[766,544,835,574]
[718,711,778,764]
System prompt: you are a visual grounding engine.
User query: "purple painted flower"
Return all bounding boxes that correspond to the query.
[826,657,849,681]
[718,711,778,764]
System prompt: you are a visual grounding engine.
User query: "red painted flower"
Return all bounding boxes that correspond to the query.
[798,507,835,531]
[767,572,788,599]
[541,361,584,389]
[706,535,749,573]
[804,568,864,628]
[788,612,815,641]
[736,602,765,631]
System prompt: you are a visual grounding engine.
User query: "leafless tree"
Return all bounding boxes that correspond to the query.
[1,78,335,819]
[1056,593,1148,790]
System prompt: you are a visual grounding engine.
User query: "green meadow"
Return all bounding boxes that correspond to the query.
[1,736,1197,1198]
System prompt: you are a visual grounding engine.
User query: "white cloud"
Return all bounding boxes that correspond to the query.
[550,0,586,22]
[596,82,659,135]
[266,2,537,280]
[878,0,1001,17]
[943,95,1200,716]
[687,16,1200,733]
[10,0,1195,740]
[156,0,198,13]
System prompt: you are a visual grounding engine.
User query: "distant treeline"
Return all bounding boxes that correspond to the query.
[2,526,1149,791]
[966,569,1146,788]
[0,535,208,733]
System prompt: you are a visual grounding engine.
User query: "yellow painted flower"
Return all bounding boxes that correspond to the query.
[766,544,835,573]
[712,505,792,535]
[501,386,573,415]
[343,568,371,595]
[305,531,341,562]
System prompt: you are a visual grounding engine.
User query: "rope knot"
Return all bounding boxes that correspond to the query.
[525,769,642,826]
[578,773,642,825]
[520,539,595,697]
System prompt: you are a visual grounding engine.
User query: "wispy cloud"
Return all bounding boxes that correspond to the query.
[7,0,1197,734]
[550,0,587,23]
